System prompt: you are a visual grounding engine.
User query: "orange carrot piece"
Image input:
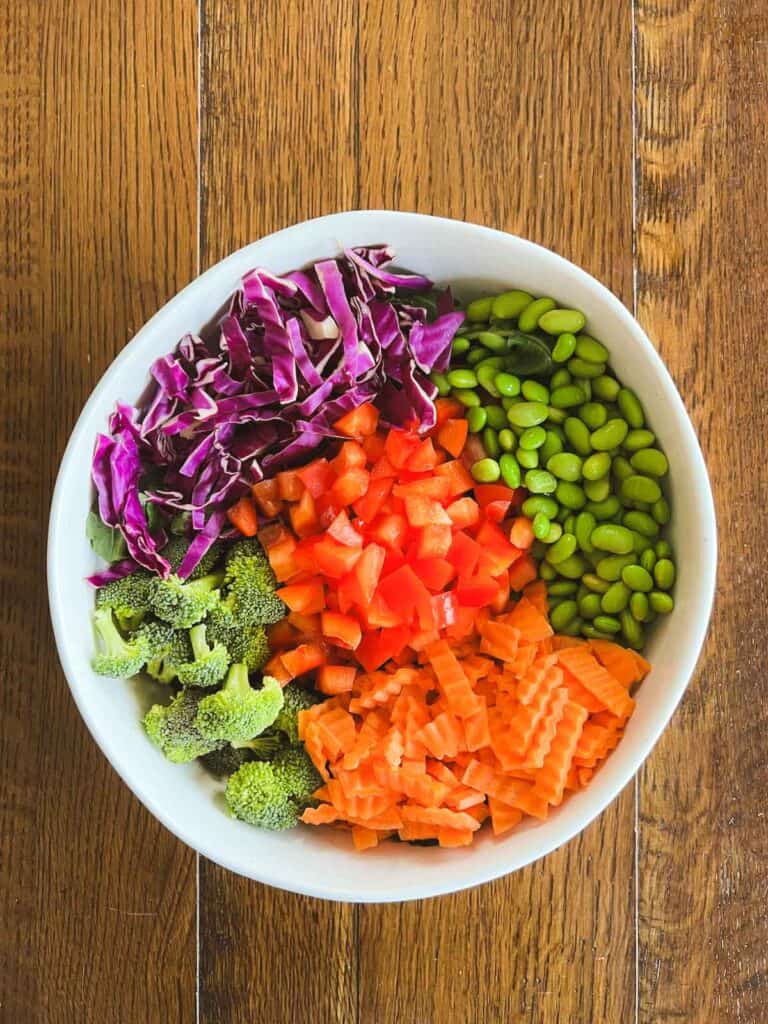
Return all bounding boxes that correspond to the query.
[351,826,381,851]
[557,646,635,719]
[505,596,554,642]
[488,798,524,836]
[532,701,589,806]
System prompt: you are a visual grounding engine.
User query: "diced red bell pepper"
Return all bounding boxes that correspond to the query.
[416,524,453,559]
[333,402,380,438]
[404,437,440,472]
[508,553,538,591]
[404,496,452,528]
[445,497,480,529]
[474,484,519,509]
[286,611,322,637]
[352,476,393,523]
[267,619,298,650]
[455,575,499,607]
[266,534,300,582]
[264,653,292,686]
[280,642,326,679]
[297,458,335,498]
[384,429,420,469]
[362,432,387,462]
[251,479,282,518]
[289,488,319,538]
[432,590,460,630]
[370,455,398,480]
[321,611,363,650]
[312,535,362,578]
[276,469,304,501]
[408,557,456,592]
[474,520,522,574]
[331,466,370,507]
[434,459,474,496]
[434,397,465,425]
[277,579,326,615]
[362,591,405,628]
[367,513,408,551]
[392,478,453,502]
[490,572,511,614]
[446,530,482,577]
[227,497,259,537]
[377,564,434,630]
[356,626,411,672]
[437,418,469,458]
[483,499,512,524]
[354,543,386,604]
[317,665,358,695]
[326,509,363,547]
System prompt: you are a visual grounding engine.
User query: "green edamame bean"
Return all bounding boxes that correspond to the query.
[655,540,672,558]
[584,477,611,502]
[538,561,557,581]
[522,380,550,404]
[532,511,551,540]
[552,332,577,363]
[578,403,608,430]
[549,580,579,597]
[522,495,559,518]
[583,452,611,481]
[546,533,578,565]
[651,497,670,525]
[582,573,611,594]
[653,558,675,590]
[612,455,634,481]
[482,427,500,458]
[632,531,654,555]
[539,430,563,462]
[574,335,609,363]
[466,296,494,322]
[591,418,629,451]
[564,417,592,456]
[476,364,502,397]
[542,521,563,545]
[579,624,613,640]
[551,368,572,389]
[560,617,585,638]
[466,347,488,365]
[585,495,621,520]
[525,469,557,494]
[475,331,508,352]
[554,554,589,579]
[517,448,539,469]
[538,309,587,336]
[617,387,645,428]
[498,428,516,452]
[591,524,635,554]
[550,600,579,631]
[630,592,651,622]
[499,452,522,488]
[471,458,501,483]
[547,452,583,482]
[546,406,567,425]
[574,378,592,401]
[556,506,570,524]
[649,591,674,614]
[495,372,521,397]
[518,296,556,333]
[619,610,644,649]
[447,368,478,389]
[640,549,657,573]
[466,407,487,433]
[593,615,621,635]
[563,514,576,534]
[507,402,549,428]
[624,428,656,452]
[621,564,654,592]
[475,355,505,370]
[550,385,587,409]
[592,375,621,401]
[520,426,547,450]
[491,290,533,320]
[485,405,508,430]
[556,481,587,510]
[601,581,631,614]
[452,337,471,355]
[452,388,481,408]
[596,553,636,581]
[623,510,659,538]
[567,357,606,379]
[430,372,451,396]
[621,474,662,505]
[579,593,602,619]
[630,448,669,477]
[574,512,597,553]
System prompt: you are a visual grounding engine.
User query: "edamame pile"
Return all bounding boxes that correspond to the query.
[431,289,675,651]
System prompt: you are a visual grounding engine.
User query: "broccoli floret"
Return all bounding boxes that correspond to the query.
[161,536,224,581]
[206,604,271,672]
[142,626,193,684]
[143,688,224,763]
[272,745,323,805]
[95,571,156,632]
[272,684,323,744]
[232,733,283,759]
[150,572,223,629]
[92,606,149,677]
[176,623,230,688]
[194,666,284,743]
[222,540,285,626]
[225,760,303,830]
[199,745,252,778]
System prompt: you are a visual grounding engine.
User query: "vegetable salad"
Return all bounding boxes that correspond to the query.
[87,246,674,849]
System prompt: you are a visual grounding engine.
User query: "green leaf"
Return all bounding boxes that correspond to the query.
[86,508,128,563]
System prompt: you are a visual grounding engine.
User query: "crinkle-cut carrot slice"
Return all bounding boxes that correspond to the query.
[506,642,539,677]
[348,808,404,830]
[463,702,491,752]
[375,727,405,767]
[313,785,331,802]
[560,667,607,714]
[504,595,554,642]
[577,766,594,787]
[302,804,341,825]
[512,786,550,820]
[399,771,451,808]
[352,826,381,851]
[532,700,589,806]
[461,655,495,681]
[464,801,490,824]
[460,758,496,794]
[522,686,570,769]
[426,760,461,787]
[488,798,524,836]
[341,711,390,770]
[444,786,487,811]
[631,649,652,676]
[399,822,439,842]
[588,639,644,688]
[303,722,331,781]
[550,635,588,651]
[477,619,521,662]
[426,640,481,718]
[334,761,380,798]
[522,579,548,616]
[416,711,465,759]
[437,827,475,848]
[502,667,563,756]
[516,657,560,705]
[574,722,616,763]
[314,707,357,759]
[399,804,482,831]
[590,709,628,732]
[557,646,635,719]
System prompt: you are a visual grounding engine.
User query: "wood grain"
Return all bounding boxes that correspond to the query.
[635,1,768,1021]
[0,1,198,1020]
[356,3,635,1021]
[198,4,359,1022]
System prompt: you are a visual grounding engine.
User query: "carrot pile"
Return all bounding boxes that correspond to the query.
[232,401,650,850]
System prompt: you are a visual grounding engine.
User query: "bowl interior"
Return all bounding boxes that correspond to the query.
[48,211,716,901]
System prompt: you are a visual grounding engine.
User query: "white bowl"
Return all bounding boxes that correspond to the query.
[48,211,716,902]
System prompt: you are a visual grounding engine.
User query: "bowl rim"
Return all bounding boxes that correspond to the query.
[47,209,717,902]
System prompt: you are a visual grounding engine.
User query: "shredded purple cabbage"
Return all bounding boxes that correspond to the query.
[89,245,464,578]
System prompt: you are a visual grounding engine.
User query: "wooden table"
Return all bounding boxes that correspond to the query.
[2,1,766,1021]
